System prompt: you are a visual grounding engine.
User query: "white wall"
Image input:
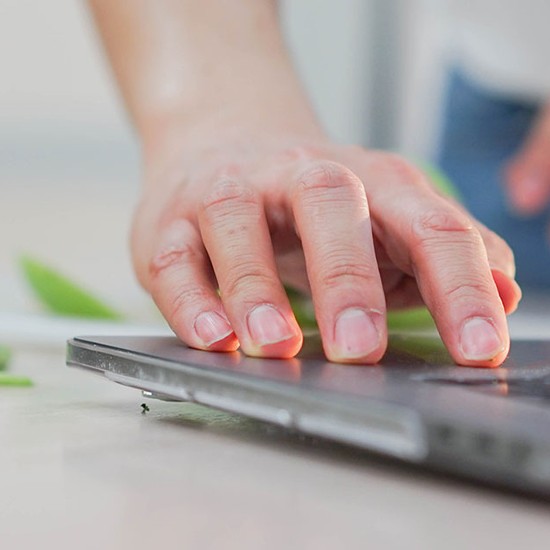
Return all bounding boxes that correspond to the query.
[0,0,448,317]
[0,0,137,185]
[0,0,447,185]
[280,0,372,144]
[397,0,451,159]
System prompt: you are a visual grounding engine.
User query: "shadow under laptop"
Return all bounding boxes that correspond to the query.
[155,402,550,504]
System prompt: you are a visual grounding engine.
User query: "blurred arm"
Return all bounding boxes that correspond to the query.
[88,0,322,160]
[505,101,550,216]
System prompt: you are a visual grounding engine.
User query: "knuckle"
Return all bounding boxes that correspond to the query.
[317,250,377,289]
[444,278,496,304]
[202,177,253,210]
[295,161,363,197]
[199,179,257,223]
[222,258,277,298]
[169,285,211,322]
[148,243,199,281]
[411,207,478,248]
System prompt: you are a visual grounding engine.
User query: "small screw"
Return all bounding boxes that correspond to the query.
[141,403,150,414]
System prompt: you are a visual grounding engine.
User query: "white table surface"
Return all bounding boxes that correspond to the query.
[2,179,550,550]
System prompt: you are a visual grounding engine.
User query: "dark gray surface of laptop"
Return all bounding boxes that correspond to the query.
[67,334,550,498]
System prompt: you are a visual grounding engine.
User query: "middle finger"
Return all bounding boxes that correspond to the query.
[291,161,387,364]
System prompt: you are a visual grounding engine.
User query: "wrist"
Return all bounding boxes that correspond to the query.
[140,97,326,172]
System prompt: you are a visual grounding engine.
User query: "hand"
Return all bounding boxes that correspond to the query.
[90,0,520,367]
[131,134,521,368]
[505,102,550,240]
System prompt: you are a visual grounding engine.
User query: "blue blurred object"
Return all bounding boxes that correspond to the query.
[436,69,550,288]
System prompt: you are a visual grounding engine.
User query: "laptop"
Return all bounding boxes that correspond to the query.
[66,330,550,498]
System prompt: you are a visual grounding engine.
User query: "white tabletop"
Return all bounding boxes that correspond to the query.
[2,179,550,549]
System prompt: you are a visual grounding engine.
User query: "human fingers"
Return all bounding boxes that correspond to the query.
[359,154,511,367]
[446,200,522,315]
[146,217,239,351]
[291,161,387,364]
[198,178,303,358]
[366,176,521,317]
[469,220,522,314]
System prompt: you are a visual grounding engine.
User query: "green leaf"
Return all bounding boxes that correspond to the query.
[388,333,449,363]
[0,345,11,371]
[285,286,318,329]
[387,307,436,331]
[419,162,462,201]
[19,255,124,320]
[0,373,34,387]
[286,286,436,332]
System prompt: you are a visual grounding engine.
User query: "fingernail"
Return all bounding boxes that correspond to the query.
[194,311,234,346]
[460,317,504,361]
[333,308,381,359]
[247,304,294,346]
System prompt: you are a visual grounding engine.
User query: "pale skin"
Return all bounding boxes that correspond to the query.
[89,0,526,367]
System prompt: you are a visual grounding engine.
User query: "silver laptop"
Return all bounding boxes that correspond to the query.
[66,332,550,498]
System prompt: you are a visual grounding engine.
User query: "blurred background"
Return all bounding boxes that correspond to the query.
[0,0,449,325]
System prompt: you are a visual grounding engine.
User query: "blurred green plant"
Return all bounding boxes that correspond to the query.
[0,373,34,387]
[19,255,124,320]
[0,345,11,371]
[420,161,462,201]
[286,288,436,332]
[388,333,449,362]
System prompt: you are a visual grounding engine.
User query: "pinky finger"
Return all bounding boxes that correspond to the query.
[147,218,239,351]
